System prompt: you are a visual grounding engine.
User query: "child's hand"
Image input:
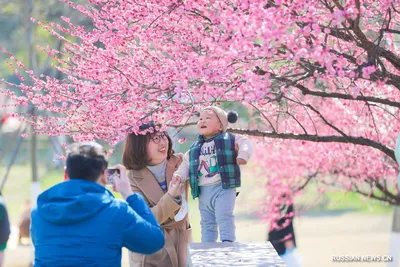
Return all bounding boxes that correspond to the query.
[172,174,183,184]
[237,158,247,165]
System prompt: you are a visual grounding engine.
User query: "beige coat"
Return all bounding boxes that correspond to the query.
[128,154,192,267]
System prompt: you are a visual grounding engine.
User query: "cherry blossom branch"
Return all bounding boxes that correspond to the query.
[361,92,380,141]
[382,29,400,35]
[320,175,399,205]
[373,179,400,204]
[295,171,318,192]
[321,22,400,72]
[168,121,395,161]
[269,73,400,107]
[357,178,399,205]
[233,129,395,162]
[300,84,400,107]
[284,96,348,137]
[249,104,277,132]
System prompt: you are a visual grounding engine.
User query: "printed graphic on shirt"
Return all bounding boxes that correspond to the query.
[198,142,219,179]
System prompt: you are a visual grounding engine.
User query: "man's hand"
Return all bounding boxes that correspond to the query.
[237,158,247,165]
[112,164,133,200]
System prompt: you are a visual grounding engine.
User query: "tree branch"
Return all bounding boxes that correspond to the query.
[249,103,277,132]
[300,84,400,107]
[284,96,348,136]
[374,180,400,204]
[225,129,396,161]
[168,122,396,161]
[271,73,400,107]
[382,29,400,35]
[322,26,400,71]
[352,184,398,205]
[295,171,318,192]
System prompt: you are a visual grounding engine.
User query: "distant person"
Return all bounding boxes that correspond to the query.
[31,142,165,267]
[0,193,11,267]
[268,194,302,267]
[18,200,31,245]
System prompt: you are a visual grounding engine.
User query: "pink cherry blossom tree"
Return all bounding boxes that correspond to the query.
[0,0,399,213]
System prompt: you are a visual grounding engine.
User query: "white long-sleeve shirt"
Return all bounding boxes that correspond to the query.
[174,134,253,186]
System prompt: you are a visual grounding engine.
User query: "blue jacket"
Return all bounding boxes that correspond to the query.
[31,179,165,267]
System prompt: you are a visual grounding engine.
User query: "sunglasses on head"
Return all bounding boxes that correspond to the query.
[139,121,156,131]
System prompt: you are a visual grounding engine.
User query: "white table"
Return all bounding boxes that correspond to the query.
[188,242,286,266]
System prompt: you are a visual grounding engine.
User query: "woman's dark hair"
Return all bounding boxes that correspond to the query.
[122,123,174,170]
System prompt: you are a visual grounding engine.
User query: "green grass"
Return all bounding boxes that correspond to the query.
[0,165,63,223]
[188,198,201,242]
[294,183,393,214]
[320,190,392,214]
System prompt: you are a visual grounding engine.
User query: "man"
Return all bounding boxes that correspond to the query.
[31,142,165,267]
[0,193,10,267]
[18,200,31,245]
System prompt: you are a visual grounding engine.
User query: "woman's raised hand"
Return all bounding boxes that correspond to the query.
[168,175,184,198]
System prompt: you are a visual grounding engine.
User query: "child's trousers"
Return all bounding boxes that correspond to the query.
[198,182,236,242]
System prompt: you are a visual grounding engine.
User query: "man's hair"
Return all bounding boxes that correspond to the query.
[66,142,109,182]
[122,123,174,170]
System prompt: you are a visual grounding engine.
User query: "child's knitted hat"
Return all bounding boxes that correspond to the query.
[202,106,238,131]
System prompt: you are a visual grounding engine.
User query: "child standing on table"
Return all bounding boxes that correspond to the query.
[173,106,253,242]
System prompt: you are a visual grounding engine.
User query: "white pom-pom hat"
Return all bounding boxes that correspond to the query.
[202,106,238,131]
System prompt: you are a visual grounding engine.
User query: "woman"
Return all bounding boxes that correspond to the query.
[122,123,192,267]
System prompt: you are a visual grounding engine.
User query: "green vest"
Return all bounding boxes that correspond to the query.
[188,132,241,199]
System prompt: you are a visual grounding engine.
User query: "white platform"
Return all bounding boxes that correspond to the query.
[188,242,285,266]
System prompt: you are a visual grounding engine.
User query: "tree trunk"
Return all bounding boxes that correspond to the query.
[26,0,40,204]
[26,0,39,265]
[30,112,40,208]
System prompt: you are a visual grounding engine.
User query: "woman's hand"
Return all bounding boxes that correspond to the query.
[168,176,184,198]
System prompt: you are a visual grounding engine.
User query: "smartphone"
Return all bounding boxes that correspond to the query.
[106,168,120,185]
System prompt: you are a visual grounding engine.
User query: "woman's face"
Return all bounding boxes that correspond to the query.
[146,132,169,165]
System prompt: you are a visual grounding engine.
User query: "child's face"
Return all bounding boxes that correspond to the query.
[197,110,223,138]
